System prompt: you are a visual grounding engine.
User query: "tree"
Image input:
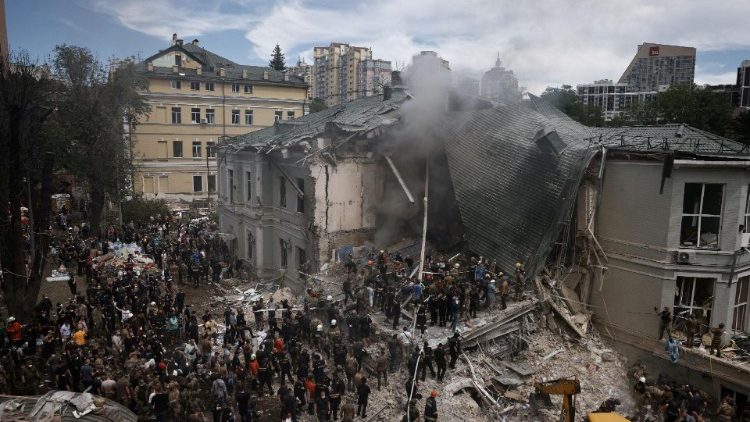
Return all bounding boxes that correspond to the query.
[50,45,148,232]
[309,98,328,113]
[540,85,604,126]
[269,44,286,72]
[121,196,170,224]
[0,52,59,319]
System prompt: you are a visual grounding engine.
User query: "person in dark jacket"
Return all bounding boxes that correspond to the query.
[356,377,371,418]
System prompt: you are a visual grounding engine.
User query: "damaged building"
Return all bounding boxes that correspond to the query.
[218,87,750,402]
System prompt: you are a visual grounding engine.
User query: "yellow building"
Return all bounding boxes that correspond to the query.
[133,34,308,205]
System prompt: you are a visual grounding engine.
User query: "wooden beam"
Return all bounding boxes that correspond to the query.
[384,154,415,203]
[271,161,304,197]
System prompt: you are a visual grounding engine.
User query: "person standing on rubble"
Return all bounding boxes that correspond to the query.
[685,313,699,348]
[514,263,525,301]
[655,306,672,340]
[711,323,725,357]
[424,390,438,422]
[448,332,462,369]
[392,297,402,330]
[355,376,371,419]
[449,296,460,332]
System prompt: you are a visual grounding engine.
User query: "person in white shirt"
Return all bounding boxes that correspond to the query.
[398,326,413,357]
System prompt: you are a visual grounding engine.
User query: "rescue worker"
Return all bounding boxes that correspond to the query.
[424,390,438,421]
[435,343,447,382]
[448,333,461,369]
[711,323,725,357]
[685,313,699,348]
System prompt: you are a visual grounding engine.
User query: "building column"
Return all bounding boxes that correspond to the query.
[712,277,734,329]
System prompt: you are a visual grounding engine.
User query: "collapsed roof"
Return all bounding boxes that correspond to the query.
[221,91,750,278]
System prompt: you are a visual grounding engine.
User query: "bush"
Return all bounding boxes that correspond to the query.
[121,196,170,223]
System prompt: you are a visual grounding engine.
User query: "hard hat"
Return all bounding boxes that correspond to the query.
[251,354,256,360]
[454,263,460,269]
[317,324,323,331]
[490,279,496,283]
[431,390,438,398]
[327,295,333,301]
[7,316,15,322]
[150,302,156,306]
[331,319,337,326]
[380,250,384,253]
[515,262,522,268]
[639,376,646,383]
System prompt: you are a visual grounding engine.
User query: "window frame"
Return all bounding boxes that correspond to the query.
[296,246,306,271]
[207,174,216,192]
[171,107,182,124]
[279,176,287,208]
[232,83,241,93]
[231,109,240,125]
[244,84,253,94]
[246,230,254,261]
[190,81,200,91]
[205,109,215,124]
[675,276,714,331]
[680,183,724,249]
[192,141,201,158]
[191,108,201,124]
[244,110,253,125]
[734,276,749,332]
[172,141,183,158]
[192,175,203,193]
[171,80,181,89]
[287,111,295,119]
[206,142,216,158]
[246,171,252,204]
[279,239,288,268]
[274,111,283,122]
[205,82,215,91]
[296,178,305,213]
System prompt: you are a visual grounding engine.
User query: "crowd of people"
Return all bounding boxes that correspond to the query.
[0,209,529,422]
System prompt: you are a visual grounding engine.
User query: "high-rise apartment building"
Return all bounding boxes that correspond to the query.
[287,57,313,101]
[618,42,696,91]
[577,80,657,121]
[738,60,750,108]
[131,34,307,204]
[480,56,521,102]
[312,43,391,106]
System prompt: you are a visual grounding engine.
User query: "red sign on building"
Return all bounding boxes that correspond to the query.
[649,46,660,57]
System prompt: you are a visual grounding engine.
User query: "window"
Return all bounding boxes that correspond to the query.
[245,110,253,125]
[232,83,240,93]
[296,178,305,213]
[675,276,714,333]
[190,81,200,91]
[228,170,234,203]
[171,80,181,89]
[246,230,254,260]
[287,111,295,119]
[279,176,286,208]
[251,171,253,205]
[231,110,240,125]
[274,111,283,122]
[207,142,216,158]
[171,107,182,124]
[192,141,201,158]
[205,109,215,124]
[280,239,288,268]
[207,174,216,192]
[244,84,253,94]
[193,175,202,192]
[680,183,723,248]
[296,247,307,271]
[191,108,201,124]
[205,82,214,91]
[175,54,182,67]
[744,186,750,231]
[172,141,183,158]
[734,276,749,332]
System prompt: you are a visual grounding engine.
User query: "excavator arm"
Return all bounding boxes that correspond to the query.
[533,378,581,422]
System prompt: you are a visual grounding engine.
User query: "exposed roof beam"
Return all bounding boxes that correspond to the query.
[384,154,415,203]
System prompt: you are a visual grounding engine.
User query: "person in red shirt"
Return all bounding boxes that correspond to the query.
[274,337,285,354]
[248,354,259,377]
[6,316,23,346]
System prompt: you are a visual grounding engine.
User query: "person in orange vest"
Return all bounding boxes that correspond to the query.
[6,316,23,347]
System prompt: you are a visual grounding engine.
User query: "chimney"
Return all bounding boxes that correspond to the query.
[172,65,178,73]
[192,39,200,46]
[219,68,225,77]
[242,69,248,79]
[147,62,154,72]
[263,71,269,80]
[283,71,289,82]
[172,33,178,45]
[383,86,392,101]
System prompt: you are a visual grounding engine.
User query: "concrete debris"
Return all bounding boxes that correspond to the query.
[543,349,563,361]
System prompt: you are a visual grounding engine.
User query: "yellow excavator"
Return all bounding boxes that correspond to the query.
[532,378,631,422]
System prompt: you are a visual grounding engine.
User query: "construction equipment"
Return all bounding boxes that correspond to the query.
[532,378,581,422]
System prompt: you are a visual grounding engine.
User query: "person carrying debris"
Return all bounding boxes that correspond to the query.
[710,323,725,357]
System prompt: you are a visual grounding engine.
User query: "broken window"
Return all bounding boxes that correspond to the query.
[279,176,287,208]
[246,230,254,261]
[680,183,723,248]
[296,178,305,213]
[734,276,749,332]
[674,277,714,331]
[279,239,288,268]
[296,247,306,271]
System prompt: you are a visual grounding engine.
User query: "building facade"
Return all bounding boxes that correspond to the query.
[480,56,521,103]
[132,35,308,205]
[739,60,750,108]
[618,42,696,92]
[358,59,392,98]
[287,57,313,101]
[577,80,657,121]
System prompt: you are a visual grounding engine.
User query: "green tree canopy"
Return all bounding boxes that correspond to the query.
[540,85,604,126]
[269,44,286,72]
[309,97,328,113]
